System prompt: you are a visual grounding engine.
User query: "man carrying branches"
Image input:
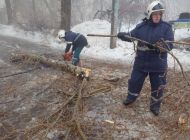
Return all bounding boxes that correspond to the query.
[117,1,174,116]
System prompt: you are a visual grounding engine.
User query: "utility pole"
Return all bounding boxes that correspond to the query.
[60,0,71,31]
[110,0,119,49]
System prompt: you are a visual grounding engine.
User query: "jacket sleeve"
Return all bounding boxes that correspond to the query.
[164,26,174,51]
[128,28,137,42]
[118,28,137,42]
[65,44,72,53]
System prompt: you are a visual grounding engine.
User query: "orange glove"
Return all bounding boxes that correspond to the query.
[63,52,73,61]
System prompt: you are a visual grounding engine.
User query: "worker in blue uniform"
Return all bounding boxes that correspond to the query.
[117,1,174,116]
[58,30,89,66]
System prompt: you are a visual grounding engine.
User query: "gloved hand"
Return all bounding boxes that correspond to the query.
[63,52,73,61]
[147,44,156,49]
[117,32,127,40]
[155,39,166,53]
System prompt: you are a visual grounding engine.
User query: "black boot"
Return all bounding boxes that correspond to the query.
[150,109,159,116]
[123,99,135,106]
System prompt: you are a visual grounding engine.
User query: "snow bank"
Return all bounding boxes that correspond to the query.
[0,24,66,50]
[72,19,135,64]
[0,20,190,70]
[168,49,190,70]
[0,24,44,43]
[175,28,190,40]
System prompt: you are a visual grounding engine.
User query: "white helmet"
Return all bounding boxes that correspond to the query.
[58,30,65,39]
[146,1,165,19]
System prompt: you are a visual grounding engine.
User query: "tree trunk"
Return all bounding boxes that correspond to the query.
[44,0,56,27]
[11,53,91,78]
[60,0,71,31]
[32,0,37,30]
[5,0,13,24]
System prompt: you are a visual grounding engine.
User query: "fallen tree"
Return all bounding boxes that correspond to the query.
[10,53,91,79]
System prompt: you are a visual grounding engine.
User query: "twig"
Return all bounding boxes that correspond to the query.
[83,86,111,98]
[160,39,190,86]
[166,41,190,46]
[47,92,78,123]
[87,34,190,46]
[0,67,39,79]
[35,78,58,96]
[72,79,87,140]
[75,119,87,140]
[65,128,71,140]
[0,100,14,104]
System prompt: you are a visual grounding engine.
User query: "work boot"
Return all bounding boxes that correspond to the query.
[123,99,135,106]
[150,108,159,116]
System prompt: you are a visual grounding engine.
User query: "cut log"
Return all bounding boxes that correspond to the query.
[10,53,91,78]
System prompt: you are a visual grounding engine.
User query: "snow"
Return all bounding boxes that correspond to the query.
[0,24,44,43]
[0,19,190,71]
[0,0,5,8]
[168,49,190,70]
[175,28,190,40]
[0,24,66,50]
[71,19,136,64]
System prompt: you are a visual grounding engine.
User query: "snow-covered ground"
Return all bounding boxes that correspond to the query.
[0,20,190,70]
[0,24,45,43]
[175,28,190,40]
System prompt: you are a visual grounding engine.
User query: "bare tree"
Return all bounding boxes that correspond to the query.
[44,0,56,27]
[5,0,13,24]
[32,0,37,28]
[60,0,71,31]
